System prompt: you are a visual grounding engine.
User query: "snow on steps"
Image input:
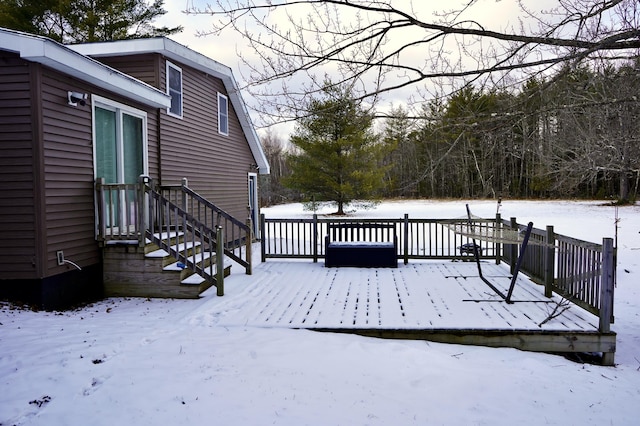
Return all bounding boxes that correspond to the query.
[102,232,230,298]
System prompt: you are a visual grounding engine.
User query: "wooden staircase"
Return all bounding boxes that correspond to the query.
[102,232,231,299]
[96,176,252,299]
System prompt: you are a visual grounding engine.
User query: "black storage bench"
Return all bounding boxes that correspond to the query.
[324,223,398,268]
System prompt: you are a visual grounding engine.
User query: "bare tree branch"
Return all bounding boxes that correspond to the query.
[186,0,640,127]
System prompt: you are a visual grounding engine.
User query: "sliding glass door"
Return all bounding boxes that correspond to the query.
[93,97,148,228]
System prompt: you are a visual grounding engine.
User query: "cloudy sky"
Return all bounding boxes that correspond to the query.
[156,0,583,136]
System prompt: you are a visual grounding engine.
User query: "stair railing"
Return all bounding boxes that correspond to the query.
[152,177,252,275]
[96,176,254,295]
[145,184,226,296]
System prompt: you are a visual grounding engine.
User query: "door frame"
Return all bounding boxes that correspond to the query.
[91,95,149,182]
[92,95,149,232]
[248,172,259,238]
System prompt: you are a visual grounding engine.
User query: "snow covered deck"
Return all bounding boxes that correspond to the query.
[220,260,616,360]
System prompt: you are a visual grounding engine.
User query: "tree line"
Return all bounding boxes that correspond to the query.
[261,61,640,208]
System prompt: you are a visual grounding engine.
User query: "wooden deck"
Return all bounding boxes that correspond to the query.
[219,260,616,361]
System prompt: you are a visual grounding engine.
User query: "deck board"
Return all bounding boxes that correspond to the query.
[219,261,600,332]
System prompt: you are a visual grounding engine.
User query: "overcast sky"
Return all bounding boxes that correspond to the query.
[157,0,572,137]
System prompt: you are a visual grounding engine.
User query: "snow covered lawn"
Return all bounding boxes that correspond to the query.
[1,200,639,425]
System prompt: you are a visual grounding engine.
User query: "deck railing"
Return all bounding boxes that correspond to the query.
[95,176,252,279]
[261,213,615,332]
[260,215,498,263]
[499,218,615,331]
[95,180,142,243]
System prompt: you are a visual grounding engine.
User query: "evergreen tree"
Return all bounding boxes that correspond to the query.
[0,0,181,43]
[381,106,416,197]
[283,86,388,215]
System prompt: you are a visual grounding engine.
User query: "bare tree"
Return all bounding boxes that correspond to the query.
[259,130,295,205]
[543,62,640,201]
[188,0,639,126]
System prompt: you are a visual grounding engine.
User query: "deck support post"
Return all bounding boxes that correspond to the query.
[245,217,253,275]
[137,175,148,247]
[599,238,615,333]
[403,214,409,265]
[544,225,555,298]
[260,213,266,263]
[600,237,615,366]
[96,177,106,246]
[313,214,319,263]
[495,213,501,265]
[216,225,225,296]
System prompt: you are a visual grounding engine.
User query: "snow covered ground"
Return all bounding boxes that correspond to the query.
[1,199,639,425]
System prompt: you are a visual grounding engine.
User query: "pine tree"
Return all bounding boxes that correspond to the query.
[283,86,388,215]
[0,0,181,43]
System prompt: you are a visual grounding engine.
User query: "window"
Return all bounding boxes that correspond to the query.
[218,93,228,135]
[166,62,183,118]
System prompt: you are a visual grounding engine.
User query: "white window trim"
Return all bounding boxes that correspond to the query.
[248,172,259,237]
[166,61,183,119]
[218,92,229,136]
[91,94,149,180]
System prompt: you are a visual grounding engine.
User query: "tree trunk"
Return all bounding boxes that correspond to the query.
[619,171,630,202]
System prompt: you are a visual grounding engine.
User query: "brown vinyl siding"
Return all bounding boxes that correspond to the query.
[40,71,102,276]
[161,63,255,221]
[95,53,258,222]
[1,49,160,281]
[0,54,38,279]
[38,69,160,277]
[96,54,161,88]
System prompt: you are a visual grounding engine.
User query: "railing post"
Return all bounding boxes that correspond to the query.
[137,175,147,247]
[181,177,188,213]
[95,178,106,245]
[245,217,253,275]
[216,225,224,296]
[403,214,409,265]
[509,217,518,274]
[313,214,318,263]
[260,214,266,263]
[599,238,615,333]
[544,225,555,298]
[495,213,501,265]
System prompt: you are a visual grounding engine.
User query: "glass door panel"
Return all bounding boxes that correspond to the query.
[94,103,146,231]
[95,107,119,227]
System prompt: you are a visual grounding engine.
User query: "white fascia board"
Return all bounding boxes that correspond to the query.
[223,73,271,175]
[0,29,170,109]
[71,38,271,175]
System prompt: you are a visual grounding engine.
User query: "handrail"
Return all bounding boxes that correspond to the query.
[145,189,225,296]
[96,176,254,296]
[155,178,252,274]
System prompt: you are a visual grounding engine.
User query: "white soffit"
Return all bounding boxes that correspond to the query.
[0,28,170,109]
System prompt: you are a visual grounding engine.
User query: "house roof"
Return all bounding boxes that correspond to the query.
[69,38,270,175]
[0,28,171,109]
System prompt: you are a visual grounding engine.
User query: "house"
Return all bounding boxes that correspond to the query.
[0,28,269,309]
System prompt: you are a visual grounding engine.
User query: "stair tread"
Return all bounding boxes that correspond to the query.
[181,274,205,285]
[180,262,233,286]
[146,241,201,258]
[163,252,215,271]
